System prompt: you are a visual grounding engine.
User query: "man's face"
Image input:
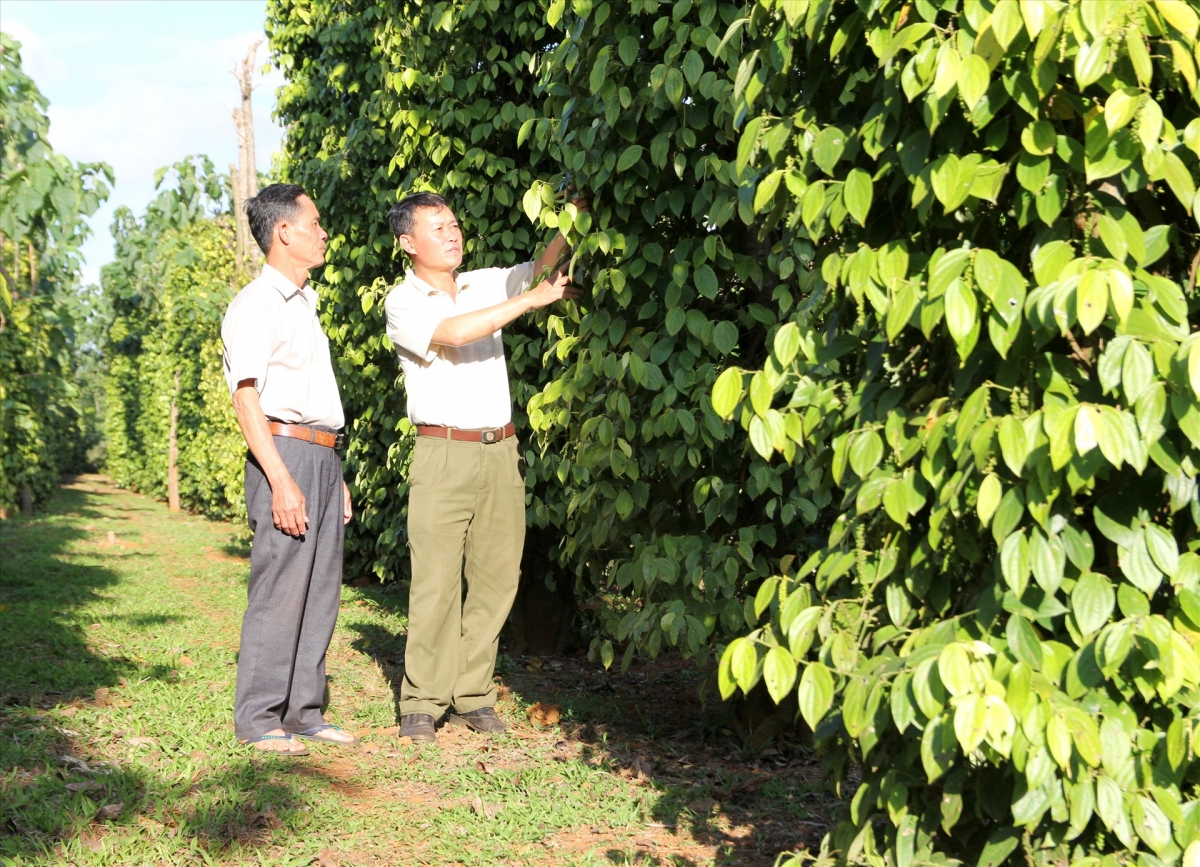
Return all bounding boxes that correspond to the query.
[280,194,328,269]
[400,206,463,271]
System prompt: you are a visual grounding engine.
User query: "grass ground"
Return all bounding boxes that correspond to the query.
[0,476,833,866]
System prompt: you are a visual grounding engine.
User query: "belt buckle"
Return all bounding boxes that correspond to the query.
[481,428,500,445]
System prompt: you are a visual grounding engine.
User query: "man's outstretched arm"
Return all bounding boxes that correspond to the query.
[430,268,579,347]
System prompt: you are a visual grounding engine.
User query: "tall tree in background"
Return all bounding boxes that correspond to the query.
[230,41,261,275]
[100,156,245,521]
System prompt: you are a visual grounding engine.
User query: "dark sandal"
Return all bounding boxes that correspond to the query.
[241,734,309,756]
[289,724,357,746]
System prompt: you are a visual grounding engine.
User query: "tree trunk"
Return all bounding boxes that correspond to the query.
[232,41,261,274]
[231,163,247,269]
[167,370,181,512]
[19,483,33,517]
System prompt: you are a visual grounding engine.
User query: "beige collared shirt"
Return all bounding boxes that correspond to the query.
[385,261,535,428]
[221,264,345,430]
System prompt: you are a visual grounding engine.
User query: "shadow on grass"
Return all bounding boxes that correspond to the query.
[0,481,140,858]
[340,581,830,866]
[0,485,126,707]
[0,479,351,864]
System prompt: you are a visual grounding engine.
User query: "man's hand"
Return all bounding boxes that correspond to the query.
[231,382,310,539]
[568,188,590,213]
[527,267,580,309]
[272,474,309,537]
[343,480,353,525]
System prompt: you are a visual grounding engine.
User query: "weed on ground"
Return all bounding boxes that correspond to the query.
[0,477,834,866]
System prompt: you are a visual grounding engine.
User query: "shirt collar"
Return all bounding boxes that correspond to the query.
[261,263,309,301]
[406,269,471,297]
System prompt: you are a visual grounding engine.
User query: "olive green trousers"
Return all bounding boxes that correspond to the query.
[400,435,525,718]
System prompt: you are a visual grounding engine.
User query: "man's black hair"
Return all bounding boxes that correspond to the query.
[387,192,451,238]
[246,183,308,254]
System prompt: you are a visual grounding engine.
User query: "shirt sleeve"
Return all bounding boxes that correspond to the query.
[503,261,537,299]
[385,284,444,363]
[221,291,276,395]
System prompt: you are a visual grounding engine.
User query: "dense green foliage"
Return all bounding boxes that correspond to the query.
[269,1,557,585]
[0,33,111,513]
[708,1,1200,865]
[270,0,1200,863]
[267,0,809,662]
[100,159,246,521]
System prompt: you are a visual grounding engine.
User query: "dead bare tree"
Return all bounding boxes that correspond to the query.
[230,40,262,274]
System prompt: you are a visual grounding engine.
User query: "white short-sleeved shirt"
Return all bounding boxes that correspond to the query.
[384,262,535,429]
[221,264,345,430]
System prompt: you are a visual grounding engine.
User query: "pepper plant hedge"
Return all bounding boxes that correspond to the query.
[707,1,1200,865]
[267,0,821,664]
[101,159,247,521]
[268,0,1200,861]
[0,33,112,513]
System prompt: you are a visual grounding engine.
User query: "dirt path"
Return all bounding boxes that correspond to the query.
[0,476,831,866]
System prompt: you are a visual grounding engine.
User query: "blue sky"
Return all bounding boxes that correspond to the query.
[3,1,284,283]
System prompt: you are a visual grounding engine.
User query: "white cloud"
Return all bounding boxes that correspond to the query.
[4,11,285,284]
[3,19,68,84]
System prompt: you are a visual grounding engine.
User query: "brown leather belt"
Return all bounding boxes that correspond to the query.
[416,423,516,444]
[269,421,344,449]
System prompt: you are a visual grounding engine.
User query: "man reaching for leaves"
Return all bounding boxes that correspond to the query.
[384,192,582,743]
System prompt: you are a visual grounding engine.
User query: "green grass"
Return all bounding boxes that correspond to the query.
[0,477,826,866]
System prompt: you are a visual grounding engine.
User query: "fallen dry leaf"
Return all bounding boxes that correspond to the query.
[66,781,103,793]
[360,743,381,755]
[471,796,503,819]
[621,755,654,782]
[178,656,193,667]
[127,736,158,747]
[59,706,78,718]
[317,849,339,867]
[190,750,208,762]
[246,808,281,830]
[93,688,110,706]
[475,760,494,775]
[397,735,413,746]
[96,802,123,820]
[526,702,560,727]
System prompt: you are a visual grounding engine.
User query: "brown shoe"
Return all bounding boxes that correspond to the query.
[449,706,507,733]
[398,713,437,743]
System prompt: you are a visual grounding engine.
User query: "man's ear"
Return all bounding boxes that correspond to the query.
[275,220,291,248]
[398,234,417,256]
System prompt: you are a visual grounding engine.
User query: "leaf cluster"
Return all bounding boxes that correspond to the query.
[710,1,1200,865]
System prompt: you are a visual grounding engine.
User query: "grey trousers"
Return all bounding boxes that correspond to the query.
[234,436,344,740]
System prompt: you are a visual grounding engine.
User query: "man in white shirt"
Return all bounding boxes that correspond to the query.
[384,192,579,743]
[222,183,355,755]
